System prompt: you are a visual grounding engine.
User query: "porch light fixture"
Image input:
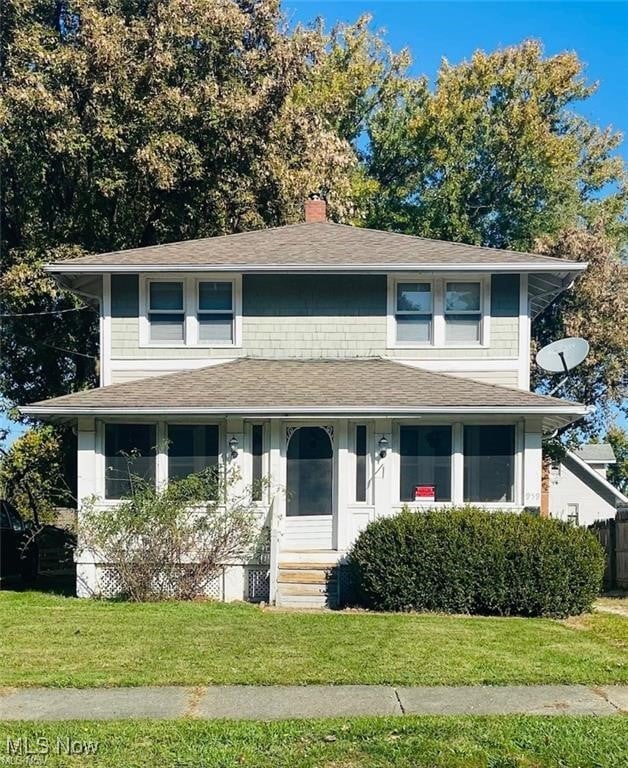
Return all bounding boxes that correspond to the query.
[229,435,239,459]
[378,435,389,459]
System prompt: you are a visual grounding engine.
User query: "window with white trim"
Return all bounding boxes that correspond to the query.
[148,281,185,343]
[400,425,452,502]
[143,277,238,347]
[445,281,482,344]
[463,425,515,503]
[197,281,234,344]
[395,282,433,343]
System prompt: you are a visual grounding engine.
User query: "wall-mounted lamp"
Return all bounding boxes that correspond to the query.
[378,435,389,459]
[229,435,239,459]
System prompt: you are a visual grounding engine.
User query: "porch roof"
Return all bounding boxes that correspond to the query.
[22,358,588,431]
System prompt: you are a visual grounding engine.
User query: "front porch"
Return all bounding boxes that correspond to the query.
[22,357,587,606]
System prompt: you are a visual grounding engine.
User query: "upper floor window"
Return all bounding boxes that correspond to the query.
[198,281,233,344]
[395,282,432,344]
[142,276,240,347]
[149,281,185,343]
[445,281,482,344]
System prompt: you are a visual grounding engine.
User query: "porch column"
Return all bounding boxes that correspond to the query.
[523,419,543,511]
[373,419,392,518]
[335,420,351,550]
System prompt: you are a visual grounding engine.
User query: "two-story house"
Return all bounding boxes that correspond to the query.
[22,197,589,606]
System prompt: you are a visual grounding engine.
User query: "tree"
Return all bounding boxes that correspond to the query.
[366,41,627,428]
[532,226,628,433]
[366,40,626,249]
[0,425,76,525]
[606,425,628,495]
[1,3,407,410]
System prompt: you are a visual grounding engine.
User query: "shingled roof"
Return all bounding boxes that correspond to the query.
[46,222,584,273]
[22,359,587,430]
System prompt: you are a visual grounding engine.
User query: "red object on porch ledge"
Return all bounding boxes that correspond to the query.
[414,485,436,502]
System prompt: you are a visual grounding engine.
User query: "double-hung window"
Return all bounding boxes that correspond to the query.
[148,281,185,343]
[197,281,234,344]
[445,281,482,344]
[144,278,238,346]
[395,282,433,343]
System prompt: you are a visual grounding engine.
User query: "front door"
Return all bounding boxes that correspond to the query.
[284,426,334,550]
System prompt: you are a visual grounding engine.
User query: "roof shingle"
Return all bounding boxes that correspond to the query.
[47,222,582,271]
[23,358,585,414]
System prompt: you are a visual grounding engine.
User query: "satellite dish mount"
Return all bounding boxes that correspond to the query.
[535,338,589,396]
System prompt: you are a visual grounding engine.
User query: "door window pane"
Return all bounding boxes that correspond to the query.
[400,426,452,502]
[464,425,515,502]
[105,424,156,499]
[167,425,219,481]
[287,427,333,516]
[355,425,367,502]
[252,424,264,502]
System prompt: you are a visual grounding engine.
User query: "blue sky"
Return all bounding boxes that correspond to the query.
[284,0,627,162]
[2,1,626,447]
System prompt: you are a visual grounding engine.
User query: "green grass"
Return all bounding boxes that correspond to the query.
[0,717,626,767]
[1,591,626,688]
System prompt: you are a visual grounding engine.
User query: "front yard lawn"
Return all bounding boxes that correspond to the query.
[0,591,626,688]
[0,717,625,767]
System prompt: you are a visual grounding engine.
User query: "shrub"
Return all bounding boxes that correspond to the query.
[80,468,262,601]
[348,507,605,617]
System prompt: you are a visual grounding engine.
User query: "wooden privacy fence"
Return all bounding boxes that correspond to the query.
[589,505,628,590]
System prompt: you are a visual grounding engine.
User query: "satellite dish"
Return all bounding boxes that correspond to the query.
[536,338,589,375]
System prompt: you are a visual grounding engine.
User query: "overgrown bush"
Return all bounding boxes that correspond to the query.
[80,468,261,601]
[348,507,605,617]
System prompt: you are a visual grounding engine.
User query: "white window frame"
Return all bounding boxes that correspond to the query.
[444,279,485,347]
[145,277,186,346]
[139,274,242,348]
[387,274,491,349]
[389,278,434,347]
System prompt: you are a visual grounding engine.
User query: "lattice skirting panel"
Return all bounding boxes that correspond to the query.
[245,567,270,603]
[94,565,223,600]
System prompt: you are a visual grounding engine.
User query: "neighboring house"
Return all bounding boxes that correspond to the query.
[22,198,589,606]
[550,443,628,528]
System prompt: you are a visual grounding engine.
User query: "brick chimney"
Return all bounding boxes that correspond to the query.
[304,194,326,223]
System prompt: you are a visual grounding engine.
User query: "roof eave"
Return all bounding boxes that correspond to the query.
[44,262,588,275]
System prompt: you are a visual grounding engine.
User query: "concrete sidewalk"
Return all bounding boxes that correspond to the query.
[1,685,626,720]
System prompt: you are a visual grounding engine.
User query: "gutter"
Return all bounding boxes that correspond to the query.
[21,405,591,418]
[44,262,588,275]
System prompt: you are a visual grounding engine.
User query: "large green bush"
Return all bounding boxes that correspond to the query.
[348,508,605,617]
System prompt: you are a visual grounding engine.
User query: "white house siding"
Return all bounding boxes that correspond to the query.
[550,455,618,527]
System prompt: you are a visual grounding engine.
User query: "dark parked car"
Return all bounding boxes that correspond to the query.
[0,500,36,584]
[1,500,75,586]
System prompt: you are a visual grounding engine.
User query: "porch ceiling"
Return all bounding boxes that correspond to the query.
[21,358,588,432]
